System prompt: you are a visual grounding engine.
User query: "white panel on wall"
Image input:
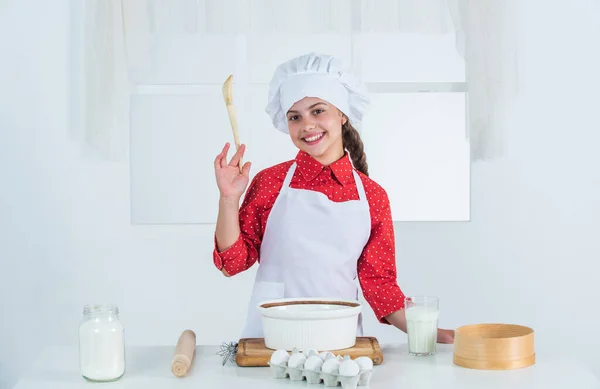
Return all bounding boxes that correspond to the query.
[126,35,239,85]
[247,34,353,83]
[358,33,466,82]
[248,0,352,33]
[361,93,469,221]
[130,88,469,223]
[130,89,231,224]
[125,32,352,85]
[360,0,455,34]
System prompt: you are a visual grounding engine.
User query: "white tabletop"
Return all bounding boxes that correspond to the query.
[13,344,600,389]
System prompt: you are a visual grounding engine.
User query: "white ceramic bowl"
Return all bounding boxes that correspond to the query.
[258,298,362,351]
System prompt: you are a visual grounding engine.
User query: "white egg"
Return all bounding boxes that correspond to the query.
[354,356,374,371]
[339,359,360,377]
[319,351,335,361]
[304,355,324,372]
[269,349,290,366]
[307,349,319,357]
[288,352,307,369]
[321,358,341,375]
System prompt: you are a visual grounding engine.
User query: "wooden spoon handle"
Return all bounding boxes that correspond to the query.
[222,75,243,173]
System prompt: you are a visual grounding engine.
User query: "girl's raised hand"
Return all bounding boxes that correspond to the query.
[214,143,251,200]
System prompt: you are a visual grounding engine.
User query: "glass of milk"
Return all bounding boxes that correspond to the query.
[405,296,439,356]
[79,304,126,381]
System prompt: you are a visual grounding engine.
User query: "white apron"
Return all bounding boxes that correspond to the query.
[240,162,371,338]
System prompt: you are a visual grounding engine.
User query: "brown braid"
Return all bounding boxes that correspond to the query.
[342,121,369,176]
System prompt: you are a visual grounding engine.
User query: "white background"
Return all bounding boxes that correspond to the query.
[122,0,469,224]
[1,1,600,388]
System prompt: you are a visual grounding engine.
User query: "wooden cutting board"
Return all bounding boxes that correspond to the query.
[235,337,383,367]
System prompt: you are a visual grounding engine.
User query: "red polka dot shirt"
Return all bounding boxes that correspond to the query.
[213,150,406,323]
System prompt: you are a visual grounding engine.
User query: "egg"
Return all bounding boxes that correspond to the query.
[321,357,341,375]
[307,349,319,357]
[269,349,290,366]
[304,355,324,372]
[288,352,307,369]
[354,356,374,371]
[339,359,360,377]
[319,351,335,361]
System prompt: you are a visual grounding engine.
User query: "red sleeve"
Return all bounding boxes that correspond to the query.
[212,173,266,276]
[357,181,406,324]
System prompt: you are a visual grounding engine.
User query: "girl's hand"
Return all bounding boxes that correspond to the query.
[214,143,251,200]
[437,328,455,344]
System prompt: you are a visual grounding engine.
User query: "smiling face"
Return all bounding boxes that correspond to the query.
[286,97,347,166]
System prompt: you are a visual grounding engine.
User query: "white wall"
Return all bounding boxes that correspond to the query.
[1,0,600,388]
[0,1,70,388]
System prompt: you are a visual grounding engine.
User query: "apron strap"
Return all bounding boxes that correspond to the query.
[352,170,368,201]
[280,162,297,193]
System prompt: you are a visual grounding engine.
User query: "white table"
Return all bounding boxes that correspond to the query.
[13,344,600,389]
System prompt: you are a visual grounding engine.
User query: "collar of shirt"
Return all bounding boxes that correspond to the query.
[295,150,354,187]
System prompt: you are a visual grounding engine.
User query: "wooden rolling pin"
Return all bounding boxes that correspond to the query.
[171,330,196,377]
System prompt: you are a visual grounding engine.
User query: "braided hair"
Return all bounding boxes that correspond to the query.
[342,121,369,176]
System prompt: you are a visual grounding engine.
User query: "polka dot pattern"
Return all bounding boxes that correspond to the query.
[213,151,406,323]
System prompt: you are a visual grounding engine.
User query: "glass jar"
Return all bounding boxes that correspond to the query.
[78,304,126,381]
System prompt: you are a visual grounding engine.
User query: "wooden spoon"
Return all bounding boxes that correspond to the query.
[222,75,243,173]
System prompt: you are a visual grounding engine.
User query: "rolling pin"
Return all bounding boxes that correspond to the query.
[171,330,196,377]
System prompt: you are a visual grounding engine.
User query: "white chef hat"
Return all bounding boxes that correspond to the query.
[265,52,370,134]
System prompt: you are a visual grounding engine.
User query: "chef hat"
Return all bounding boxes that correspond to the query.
[265,52,370,134]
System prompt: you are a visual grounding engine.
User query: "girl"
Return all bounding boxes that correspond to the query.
[212,53,454,343]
